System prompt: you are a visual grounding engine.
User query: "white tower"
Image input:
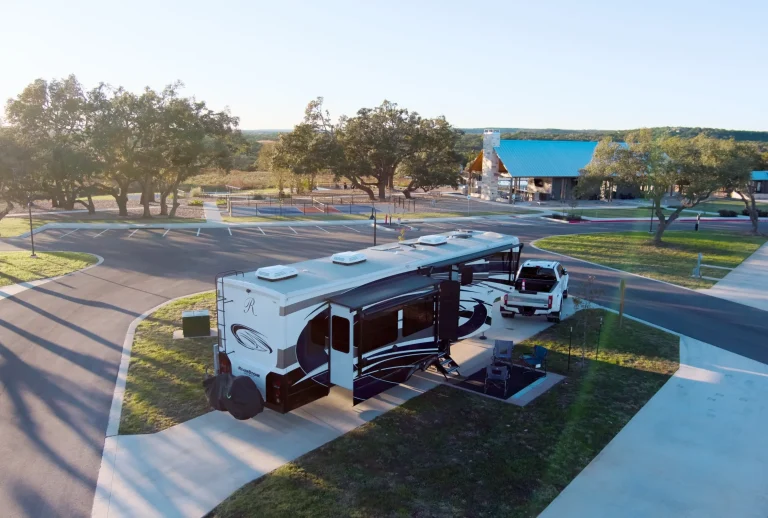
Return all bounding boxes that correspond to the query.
[481,129,500,200]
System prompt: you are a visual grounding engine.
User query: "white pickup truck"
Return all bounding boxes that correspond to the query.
[500,260,569,323]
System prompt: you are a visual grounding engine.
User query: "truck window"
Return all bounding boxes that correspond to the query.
[331,316,350,353]
[519,266,557,281]
[403,298,434,337]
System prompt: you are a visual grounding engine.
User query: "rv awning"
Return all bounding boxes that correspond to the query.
[330,274,441,314]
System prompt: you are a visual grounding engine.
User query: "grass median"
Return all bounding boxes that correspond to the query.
[536,230,767,289]
[119,292,217,435]
[0,251,98,287]
[210,309,678,518]
[0,217,46,237]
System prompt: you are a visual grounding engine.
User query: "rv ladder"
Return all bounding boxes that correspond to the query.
[214,270,244,364]
[432,354,461,378]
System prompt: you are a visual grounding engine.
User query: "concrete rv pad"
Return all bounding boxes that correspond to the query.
[93,304,569,518]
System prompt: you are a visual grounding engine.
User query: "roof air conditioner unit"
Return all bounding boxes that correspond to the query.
[332,251,367,265]
[418,235,448,246]
[256,265,299,281]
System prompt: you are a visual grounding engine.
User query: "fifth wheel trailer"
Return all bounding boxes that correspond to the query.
[212,230,524,416]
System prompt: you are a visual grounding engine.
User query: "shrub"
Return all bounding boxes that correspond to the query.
[550,213,583,221]
[718,209,738,217]
[216,198,228,206]
[190,186,204,198]
[188,199,204,207]
[742,208,768,217]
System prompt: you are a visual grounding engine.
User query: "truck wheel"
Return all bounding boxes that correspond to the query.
[547,312,561,324]
[563,290,568,299]
[501,312,515,319]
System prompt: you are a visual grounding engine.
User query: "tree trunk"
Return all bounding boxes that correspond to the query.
[736,190,760,235]
[141,178,153,219]
[86,194,95,214]
[169,188,181,218]
[377,182,387,201]
[0,201,14,221]
[159,190,169,216]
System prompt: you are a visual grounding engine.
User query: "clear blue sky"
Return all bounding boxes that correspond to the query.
[2,0,766,131]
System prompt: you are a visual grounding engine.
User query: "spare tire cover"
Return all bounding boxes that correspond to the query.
[203,373,235,412]
[224,375,265,420]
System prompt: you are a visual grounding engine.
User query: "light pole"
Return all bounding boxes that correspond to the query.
[28,197,36,257]
[648,203,654,234]
[369,207,377,246]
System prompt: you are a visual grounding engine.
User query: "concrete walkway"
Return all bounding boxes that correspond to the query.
[542,334,768,518]
[702,241,768,312]
[92,304,566,518]
[202,202,223,223]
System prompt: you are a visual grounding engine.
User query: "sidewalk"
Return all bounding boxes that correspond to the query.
[202,202,223,223]
[92,304,565,518]
[701,241,768,311]
[541,334,768,518]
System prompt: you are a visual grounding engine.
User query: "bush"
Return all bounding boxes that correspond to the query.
[190,186,204,198]
[742,208,768,217]
[550,213,583,221]
[216,198,228,206]
[188,199,204,207]
[718,209,738,217]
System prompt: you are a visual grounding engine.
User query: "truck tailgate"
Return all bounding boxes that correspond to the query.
[505,294,549,307]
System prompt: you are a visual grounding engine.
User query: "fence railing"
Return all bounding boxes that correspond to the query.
[691,253,734,280]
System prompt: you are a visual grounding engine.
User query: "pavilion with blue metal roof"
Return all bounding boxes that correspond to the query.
[467,133,768,202]
[468,138,600,200]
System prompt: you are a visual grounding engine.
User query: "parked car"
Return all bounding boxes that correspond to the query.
[501,260,569,322]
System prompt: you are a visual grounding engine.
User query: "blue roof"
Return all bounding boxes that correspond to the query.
[494,140,598,178]
[753,171,768,181]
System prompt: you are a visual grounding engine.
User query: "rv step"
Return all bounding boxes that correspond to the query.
[431,354,461,378]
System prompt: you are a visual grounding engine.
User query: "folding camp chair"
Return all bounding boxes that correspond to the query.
[484,364,510,394]
[521,345,549,374]
[493,339,514,366]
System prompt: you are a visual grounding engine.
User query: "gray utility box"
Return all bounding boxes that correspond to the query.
[182,310,211,337]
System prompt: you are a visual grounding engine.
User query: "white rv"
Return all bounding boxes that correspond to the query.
[213,230,524,414]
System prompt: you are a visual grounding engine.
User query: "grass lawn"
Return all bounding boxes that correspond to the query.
[0,251,98,287]
[0,217,46,237]
[120,292,217,435]
[568,208,683,219]
[689,199,767,214]
[536,230,767,289]
[210,309,678,518]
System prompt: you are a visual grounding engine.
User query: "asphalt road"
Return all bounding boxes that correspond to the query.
[0,216,765,517]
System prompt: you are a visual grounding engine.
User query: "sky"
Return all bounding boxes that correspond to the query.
[1,0,766,131]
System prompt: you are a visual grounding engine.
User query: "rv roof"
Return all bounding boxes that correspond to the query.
[226,230,521,305]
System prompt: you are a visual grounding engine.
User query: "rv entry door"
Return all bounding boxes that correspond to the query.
[329,304,354,390]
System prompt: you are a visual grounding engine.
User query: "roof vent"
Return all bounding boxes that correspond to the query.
[482,232,503,239]
[418,235,448,246]
[256,265,299,281]
[332,251,367,265]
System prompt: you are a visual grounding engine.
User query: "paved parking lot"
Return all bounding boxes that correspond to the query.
[29,217,551,247]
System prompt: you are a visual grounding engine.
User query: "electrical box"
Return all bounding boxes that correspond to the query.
[182,310,211,337]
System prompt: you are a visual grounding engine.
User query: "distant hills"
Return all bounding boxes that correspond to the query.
[244,127,768,144]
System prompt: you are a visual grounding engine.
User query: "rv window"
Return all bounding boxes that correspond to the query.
[403,298,434,337]
[331,316,350,353]
[359,310,398,353]
[310,313,329,345]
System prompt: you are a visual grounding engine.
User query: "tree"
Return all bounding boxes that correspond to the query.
[0,129,37,220]
[581,130,736,245]
[158,95,239,217]
[5,75,100,211]
[398,117,462,198]
[338,101,422,200]
[721,142,762,235]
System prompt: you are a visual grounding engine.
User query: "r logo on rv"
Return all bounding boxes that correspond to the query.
[231,324,273,354]
[244,297,257,315]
